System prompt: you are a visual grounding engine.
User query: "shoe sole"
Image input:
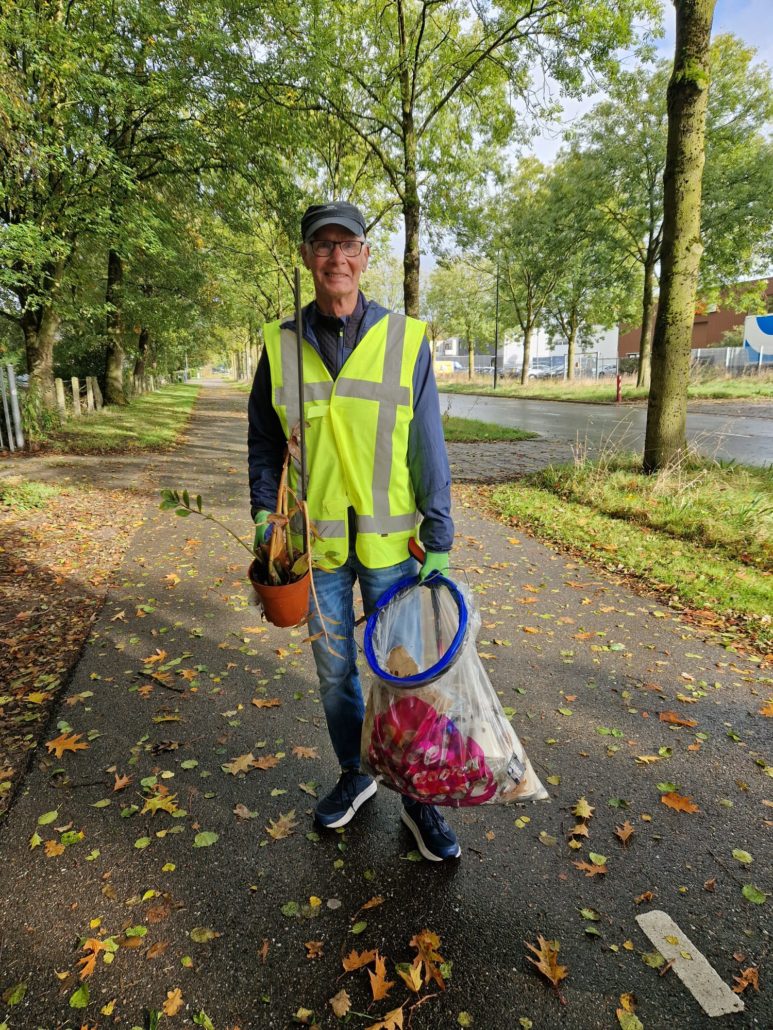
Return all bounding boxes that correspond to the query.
[400,808,462,862]
[316,780,378,829]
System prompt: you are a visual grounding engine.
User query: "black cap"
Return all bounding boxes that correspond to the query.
[301,202,367,242]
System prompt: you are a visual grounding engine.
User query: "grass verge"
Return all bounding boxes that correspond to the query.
[490,455,772,652]
[47,384,200,453]
[442,415,538,442]
[439,372,773,404]
[0,479,61,512]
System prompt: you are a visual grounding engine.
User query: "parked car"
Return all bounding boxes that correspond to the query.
[527,366,564,379]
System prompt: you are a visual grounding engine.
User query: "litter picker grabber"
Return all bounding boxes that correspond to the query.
[294,266,308,553]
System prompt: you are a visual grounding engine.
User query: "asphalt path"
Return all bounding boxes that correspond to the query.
[0,384,770,1029]
[440,393,773,467]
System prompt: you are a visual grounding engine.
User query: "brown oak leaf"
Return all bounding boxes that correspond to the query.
[572,860,607,876]
[222,753,256,775]
[732,967,759,994]
[525,934,568,990]
[659,711,697,727]
[615,821,635,845]
[329,989,351,1017]
[46,733,89,759]
[660,792,700,814]
[252,754,281,771]
[266,810,297,840]
[162,988,184,1016]
[304,940,323,960]
[292,745,319,759]
[252,697,281,708]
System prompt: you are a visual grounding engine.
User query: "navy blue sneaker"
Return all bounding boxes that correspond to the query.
[401,799,461,861]
[315,769,377,829]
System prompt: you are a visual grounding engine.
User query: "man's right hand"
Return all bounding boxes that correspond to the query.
[253,510,274,550]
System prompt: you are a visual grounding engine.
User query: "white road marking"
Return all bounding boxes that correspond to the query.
[636,910,744,1017]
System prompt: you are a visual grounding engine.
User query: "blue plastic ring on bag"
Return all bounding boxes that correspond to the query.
[363,574,468,687]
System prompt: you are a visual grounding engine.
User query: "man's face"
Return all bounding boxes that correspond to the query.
[301,225,369,315]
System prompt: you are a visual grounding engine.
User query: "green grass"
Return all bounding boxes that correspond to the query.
[0,479,61,512]
[491,455,773,650]
[439,371,773,404]
[49,384,200,453]
[441,415,538,442]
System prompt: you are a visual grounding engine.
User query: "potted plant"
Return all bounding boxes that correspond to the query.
[160,429,315,628]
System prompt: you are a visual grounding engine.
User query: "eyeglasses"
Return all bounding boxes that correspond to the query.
[308,239,366,257]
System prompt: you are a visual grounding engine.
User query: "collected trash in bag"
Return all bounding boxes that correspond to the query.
[362,574,549,807]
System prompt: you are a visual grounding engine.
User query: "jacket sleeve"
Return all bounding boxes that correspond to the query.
[408,337,454,552]
[247,349,286,518]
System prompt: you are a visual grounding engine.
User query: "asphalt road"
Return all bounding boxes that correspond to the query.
[440,394,773,467]
[0,384,770,1029]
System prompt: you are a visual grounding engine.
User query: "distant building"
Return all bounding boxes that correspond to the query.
[618,276,773,358]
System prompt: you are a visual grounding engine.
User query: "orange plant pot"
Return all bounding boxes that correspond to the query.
[248,560,310,628]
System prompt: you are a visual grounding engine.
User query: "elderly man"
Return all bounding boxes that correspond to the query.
[247,201,459,861]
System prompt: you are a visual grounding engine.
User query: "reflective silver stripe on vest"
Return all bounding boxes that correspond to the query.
[314,518,346,538]
[274,330,335,500]
[335,315,415,535]
[356,512,417,534]
[274,330,334,421]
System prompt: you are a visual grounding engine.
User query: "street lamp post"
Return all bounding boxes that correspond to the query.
[493,257,500,390]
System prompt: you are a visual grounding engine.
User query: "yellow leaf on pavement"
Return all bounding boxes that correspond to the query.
[329,989,351,1017]
[162,988,184,1016]
[364,1006,404,1030]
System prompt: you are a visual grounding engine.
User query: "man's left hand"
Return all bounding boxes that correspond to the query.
[419,550,449,582]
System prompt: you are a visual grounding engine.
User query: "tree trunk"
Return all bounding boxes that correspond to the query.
[644,0,715,472]
[133,327,150,393]
[566,311,578,381]
[104,248,127,405]
[397,0,420,318]
[636,256,657,388]
[520,322,533,386]
[18,259,65,412]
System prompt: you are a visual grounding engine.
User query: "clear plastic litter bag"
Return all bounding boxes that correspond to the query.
[361,574,549,807]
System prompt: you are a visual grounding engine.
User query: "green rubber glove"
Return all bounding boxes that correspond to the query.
[419,550,450,582]
[253,509,274,550]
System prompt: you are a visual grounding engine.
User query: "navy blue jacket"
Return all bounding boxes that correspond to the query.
[247,295,453,553]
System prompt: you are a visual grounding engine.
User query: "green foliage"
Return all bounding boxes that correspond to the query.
[426,260,495,369]
[440,416,537,443]
[51,384,198,453]
[0,480,60,513]
[492,460,773,648]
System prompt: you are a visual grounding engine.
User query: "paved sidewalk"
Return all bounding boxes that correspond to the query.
[0,384,769,1029]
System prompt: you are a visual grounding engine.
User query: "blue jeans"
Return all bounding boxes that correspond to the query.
[308,551,418,770]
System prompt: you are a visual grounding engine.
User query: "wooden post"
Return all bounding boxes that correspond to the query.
[71,377,81,416]
[86,377,95,412]
[55,378,67,417]
[92,377,103,409]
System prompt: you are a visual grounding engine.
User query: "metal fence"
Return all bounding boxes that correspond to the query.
[0,365,25,452]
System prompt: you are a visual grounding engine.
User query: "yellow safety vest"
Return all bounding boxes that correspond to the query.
[263,312,426,569]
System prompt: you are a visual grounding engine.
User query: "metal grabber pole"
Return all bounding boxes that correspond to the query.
[294,267,308,552]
